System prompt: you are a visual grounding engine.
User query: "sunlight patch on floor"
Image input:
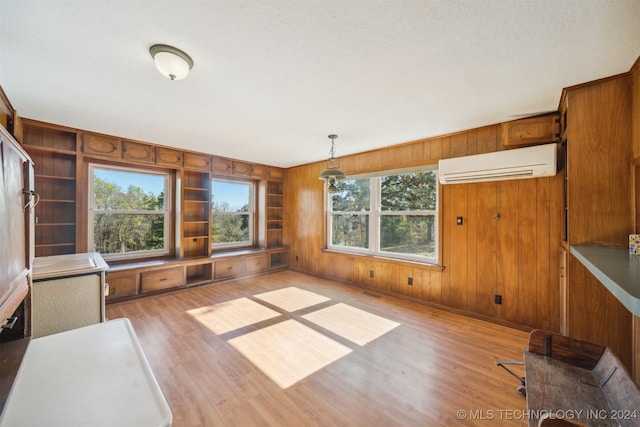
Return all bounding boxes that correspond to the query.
[187,297,281,334]
[253,286,330,312]
[302,303,401,345]
[228,319,352,388]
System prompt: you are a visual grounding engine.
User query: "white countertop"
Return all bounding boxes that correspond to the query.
[32,252,109,280]
[571,245,640,316]
[0,318,172,427]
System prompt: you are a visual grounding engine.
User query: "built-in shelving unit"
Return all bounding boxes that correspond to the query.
[266,181,283,247]
[23,125,78,256]
[181,170,211,258]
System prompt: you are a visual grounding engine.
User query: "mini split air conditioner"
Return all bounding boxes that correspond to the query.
[438,143,557,184]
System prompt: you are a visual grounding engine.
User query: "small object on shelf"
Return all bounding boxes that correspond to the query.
[630,234,640,255]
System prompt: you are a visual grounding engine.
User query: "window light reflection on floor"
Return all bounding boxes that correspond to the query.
[228,319,352,388]
[187,297,280,334]
[253,286,331,312]
[187,287,401,389]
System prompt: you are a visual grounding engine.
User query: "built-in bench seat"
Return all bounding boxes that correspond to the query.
[105,247,288,302]
[524,330,640,427]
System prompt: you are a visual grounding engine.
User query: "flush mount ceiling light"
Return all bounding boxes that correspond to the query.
[149,44,194,80]
[318,134,346,193]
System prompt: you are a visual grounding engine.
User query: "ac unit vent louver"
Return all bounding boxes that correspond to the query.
[438,143,557,185]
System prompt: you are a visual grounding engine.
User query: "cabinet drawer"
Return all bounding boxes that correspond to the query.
[141,267,184,293]
[106,272,138,301]
[214,259,244,280]
[245,255,269,274]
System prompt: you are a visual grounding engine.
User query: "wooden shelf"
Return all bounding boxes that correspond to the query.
[22,144,76,156]
[181,170,211,258]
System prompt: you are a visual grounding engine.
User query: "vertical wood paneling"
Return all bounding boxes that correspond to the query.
[517,179,538,326]
[441,137,451,159]
[450,133,468,158]
[446,184,469,310]
[285,119,561,331]
[466,185,478,312]
[549,172,563,332]
[429,138,442,160]
[535,178,551,330]
[466,130,478,156]
[497,181,519,322]
[475,182,497,317]
[567,256,633,371]
[476,126,498,154]
[632,60,640,159]
[567,76,633,246]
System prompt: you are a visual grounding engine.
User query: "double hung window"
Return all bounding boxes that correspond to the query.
[328,168,438,263]
[89,165,171,259]
[211,179,254,249]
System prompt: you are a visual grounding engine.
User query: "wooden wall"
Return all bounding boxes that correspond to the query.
[284,125,562,331]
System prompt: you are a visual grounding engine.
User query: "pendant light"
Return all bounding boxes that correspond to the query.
[150,44,194,80]
[318,134,346,193]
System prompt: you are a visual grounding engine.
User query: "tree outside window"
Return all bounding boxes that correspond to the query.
[89,165,170,259]
[211,179,253,248]
[328,169,438,263]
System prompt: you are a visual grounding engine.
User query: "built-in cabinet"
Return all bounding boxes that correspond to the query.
[106,247,288,302]
[181,170,211,257]
[559,72,636,376]
[266,181,284,247]
[22,123,77,257]
[0,124,34,337]
[16,117,288,302]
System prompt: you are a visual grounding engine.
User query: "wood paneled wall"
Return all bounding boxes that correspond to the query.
[566,75,633,247]
[284,124,562,331]
[632,57,640,161]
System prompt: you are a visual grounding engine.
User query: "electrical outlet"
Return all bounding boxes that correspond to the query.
[494,294,502,304]
[369,270,375,278]
[407,277,413,286]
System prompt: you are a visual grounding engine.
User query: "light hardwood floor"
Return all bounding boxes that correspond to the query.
[106,270,530,426]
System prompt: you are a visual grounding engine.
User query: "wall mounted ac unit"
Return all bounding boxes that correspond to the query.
[438,143,557,184]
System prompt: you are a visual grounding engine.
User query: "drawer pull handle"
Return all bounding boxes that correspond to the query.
[2,317,18,330]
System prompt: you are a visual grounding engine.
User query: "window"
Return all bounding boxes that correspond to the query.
[89,165,171,259]
[328,168,438,263]
[211,179,254,249]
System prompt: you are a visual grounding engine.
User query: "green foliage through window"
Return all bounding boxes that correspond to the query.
[328,170,438,263]
[89,166,169,257]
[211,180,253,247]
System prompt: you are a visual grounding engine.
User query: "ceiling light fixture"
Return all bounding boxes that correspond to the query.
[149,44,194,81]
[318,134,346,193]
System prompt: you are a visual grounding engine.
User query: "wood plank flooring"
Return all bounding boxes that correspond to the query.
[106,270,530,426]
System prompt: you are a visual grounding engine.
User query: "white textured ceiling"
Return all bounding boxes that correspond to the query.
[1,1,639,168]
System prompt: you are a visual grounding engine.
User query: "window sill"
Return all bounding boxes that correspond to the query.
[322,248,444,272]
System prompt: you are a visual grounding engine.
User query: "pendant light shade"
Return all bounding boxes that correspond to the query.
[319,135,346,192]
[150,44,194,80]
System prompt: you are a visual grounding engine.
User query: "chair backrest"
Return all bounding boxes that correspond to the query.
[528,329,605,370]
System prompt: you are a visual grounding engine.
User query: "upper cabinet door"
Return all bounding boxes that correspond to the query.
[500,113,560,147]
[0,127,32,326]
[81,133,122,158]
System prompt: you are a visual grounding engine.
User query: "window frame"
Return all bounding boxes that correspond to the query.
[327,166,439,264]
[210,177,256,250]
[88,163,173,261]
